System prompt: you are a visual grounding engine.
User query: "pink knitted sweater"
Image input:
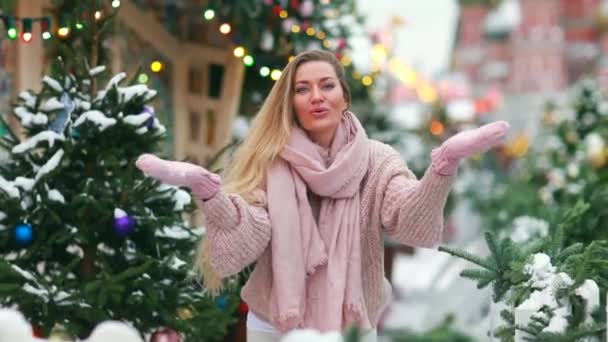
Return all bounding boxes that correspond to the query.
[200,140,455,328]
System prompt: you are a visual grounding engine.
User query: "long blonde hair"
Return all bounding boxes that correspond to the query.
[195,49,352,293]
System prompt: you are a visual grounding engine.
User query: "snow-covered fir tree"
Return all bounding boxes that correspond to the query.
[0,1,239,340]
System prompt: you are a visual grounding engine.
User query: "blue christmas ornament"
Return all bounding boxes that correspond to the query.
[216,296,229,311]
[13,223,34,246]
[113,208,136,237]
[49,92,75,133]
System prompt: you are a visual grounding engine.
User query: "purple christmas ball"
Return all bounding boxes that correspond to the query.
[113,209,135,237]
[143,105,156,129]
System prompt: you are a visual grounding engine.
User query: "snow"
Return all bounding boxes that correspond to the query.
[22,283,49,299]
[517,254,577,335]
[118,85,156,103]
[575,279,599,322]
[0,308,142,342]
[0,309,34,342]
[154,122,167,135]
[135,127,148,135]
[89,65,107,76]
[47,188,65,203]
[75,98,92,111]
[168,256,187,270]
[173,189,191,211]
[524,253,556,289]
[36,149,64,181]
[155,225,192,240]
[0,176,20,198]
[509,216,549,243]
[114,208,128,220]
[105,72,127,90]
[14,107,48,127]
[98,243,116,256]
[123,112,151,126]
[74,110,117,131]
[543,307,570,333]
[42,76,63,92]
[63,75,72,90]
[14,177,35,192]
[11,131,65,154]
[11,265,39,284]
[40,97,65,111]
[87,321,143,342]
[66,244,84,258]
[18,91,37,107]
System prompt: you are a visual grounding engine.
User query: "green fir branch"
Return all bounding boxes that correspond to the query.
[438,245,498,272]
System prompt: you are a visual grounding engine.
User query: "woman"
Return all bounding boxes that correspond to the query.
[136,49,508,341]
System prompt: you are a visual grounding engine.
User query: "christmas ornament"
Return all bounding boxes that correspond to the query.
[176,307,193,320]
[300,0,314,17]
[0,309,32,342]
[113,208,135,237]
[150,328,182,342]
[272,5,282,16]
[142,105,156,129]
[239,301,249,315]
[282,17,296,33]
[50,92,75,133]
[13,223,34,246]
[586,133,606,168]
[86,321,143,342]
[216,295,229,311]
[48,324,72,341]
[260,29,274,51]
[33,326,44,338]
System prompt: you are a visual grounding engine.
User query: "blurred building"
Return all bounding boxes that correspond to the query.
[452,0,608,135]
[453,0,608,94]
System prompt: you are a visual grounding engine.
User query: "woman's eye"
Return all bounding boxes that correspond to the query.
[322,84,335,90]
[296,87,308,94]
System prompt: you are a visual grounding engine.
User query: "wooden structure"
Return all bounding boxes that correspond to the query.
[10,0,245,164]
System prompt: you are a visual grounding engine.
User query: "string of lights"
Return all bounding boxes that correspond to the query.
[0,0,377,86]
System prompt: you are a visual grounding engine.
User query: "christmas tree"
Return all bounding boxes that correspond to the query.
[439,79,608,340]
[0,1,238,340]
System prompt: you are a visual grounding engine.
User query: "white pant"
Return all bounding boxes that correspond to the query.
[246,328,378,342]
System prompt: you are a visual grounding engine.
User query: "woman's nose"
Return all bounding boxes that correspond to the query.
[310,87,323,102]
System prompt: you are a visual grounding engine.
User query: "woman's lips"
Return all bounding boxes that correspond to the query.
[310,108,329,118]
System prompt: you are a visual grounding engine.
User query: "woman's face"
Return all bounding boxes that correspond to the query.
[292,61,347,147]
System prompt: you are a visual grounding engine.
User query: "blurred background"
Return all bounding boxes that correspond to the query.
[2,0,608,341]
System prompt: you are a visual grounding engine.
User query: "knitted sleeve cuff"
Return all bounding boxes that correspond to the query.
[430,146,459,176]
[200,190,240,229]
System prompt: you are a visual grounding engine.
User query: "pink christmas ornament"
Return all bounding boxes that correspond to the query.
[150,328,182,342]
[300,0,314,17]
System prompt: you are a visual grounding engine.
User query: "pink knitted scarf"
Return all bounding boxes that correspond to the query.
[266,111,372,332]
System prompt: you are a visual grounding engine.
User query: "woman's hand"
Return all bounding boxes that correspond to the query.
[135,154,221,200]
[431,121,510,176]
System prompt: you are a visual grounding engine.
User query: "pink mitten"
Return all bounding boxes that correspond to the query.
[135,154,221,200]
[431,121,510,176]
